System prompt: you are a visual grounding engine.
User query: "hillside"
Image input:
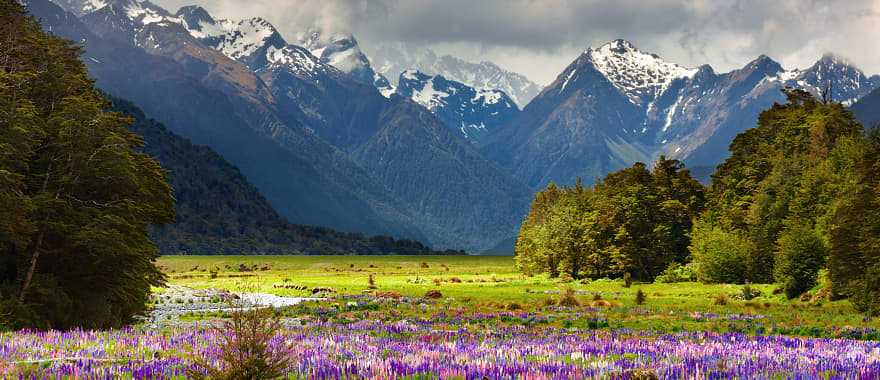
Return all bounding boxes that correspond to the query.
[112,97,458,255]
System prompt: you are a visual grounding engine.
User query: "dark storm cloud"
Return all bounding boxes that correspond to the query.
[153,0,880,84]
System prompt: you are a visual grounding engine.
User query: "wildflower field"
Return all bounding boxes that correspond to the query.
[3,255,880,379]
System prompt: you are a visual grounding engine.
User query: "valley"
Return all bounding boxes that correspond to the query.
[3,1,880,378]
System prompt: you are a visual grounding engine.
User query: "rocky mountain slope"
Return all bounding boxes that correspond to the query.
[852,86,880,129]
[112,97,453,255]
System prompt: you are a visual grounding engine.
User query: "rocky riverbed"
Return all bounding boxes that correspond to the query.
[141,285,319,329]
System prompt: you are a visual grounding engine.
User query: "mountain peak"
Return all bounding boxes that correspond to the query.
[599,38,638,54]
[175,5,214,29]
[585,39,696,106]
[751,54,780,66]
[815,52,856,69]
[742,54,784,77]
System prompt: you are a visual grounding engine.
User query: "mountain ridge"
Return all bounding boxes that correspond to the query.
[32,0,531,251]
[482,39,880,190]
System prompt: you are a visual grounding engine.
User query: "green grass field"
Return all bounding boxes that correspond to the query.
[157,255,879,337]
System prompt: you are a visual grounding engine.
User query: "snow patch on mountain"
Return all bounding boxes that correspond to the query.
[49,0,107,15]
[265,44,330,77]
[292,29,390,91]
[587,39,698,107]
[212,18,278,61]
[396,70,519,142]
[366,43,542,107]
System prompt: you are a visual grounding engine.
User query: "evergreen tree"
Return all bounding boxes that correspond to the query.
[0,1,174,329]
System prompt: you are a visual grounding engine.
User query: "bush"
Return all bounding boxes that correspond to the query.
[654,262,698,283]
[741,284,761,301]
[558,288,580,307]
[424,289,442,299]
[712,294,729,306]
[635,289,646,305]
[690,222,751,284]
[190,308,289,380]
[774,226,828,299]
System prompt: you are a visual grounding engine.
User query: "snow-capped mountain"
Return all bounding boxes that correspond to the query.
[175,7,286,70]
[78,0,180,44]
[367,42,543,107]
[293,29,394,96]
[655,53,879,164]
[481,39,880,188]
[585,39,698,107]
[762,54,879,106]
[395,70,520,142]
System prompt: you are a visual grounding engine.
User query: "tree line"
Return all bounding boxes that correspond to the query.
[516,88,880,315]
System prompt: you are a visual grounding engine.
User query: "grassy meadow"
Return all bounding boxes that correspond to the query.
[157,255,879,337]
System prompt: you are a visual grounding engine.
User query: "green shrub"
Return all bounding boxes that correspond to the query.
[774,226,828,299]
[741,284,761,301]
[654,262,698,283]
[849,264,880,316]
[690,221,751,284]
[635,289,646,305]
[189,308,289,380]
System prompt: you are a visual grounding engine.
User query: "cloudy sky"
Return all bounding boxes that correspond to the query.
[154,0,880,85]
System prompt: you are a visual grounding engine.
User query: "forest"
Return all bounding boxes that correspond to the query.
[515,89,880,314]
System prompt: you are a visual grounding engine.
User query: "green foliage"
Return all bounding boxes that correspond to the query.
[849,264,880,316]
[774,226,828,299]
[0,2,174,329]
[654,262,697,283]
[696,89,866,287]
[691,87,880,314]
[190,308,289,380]
[635,289,646,305]
[690,220,751,284]
[692,90,863,296]
[741,284,761,301]
[516,158,705,282]
[828,129,880,313]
